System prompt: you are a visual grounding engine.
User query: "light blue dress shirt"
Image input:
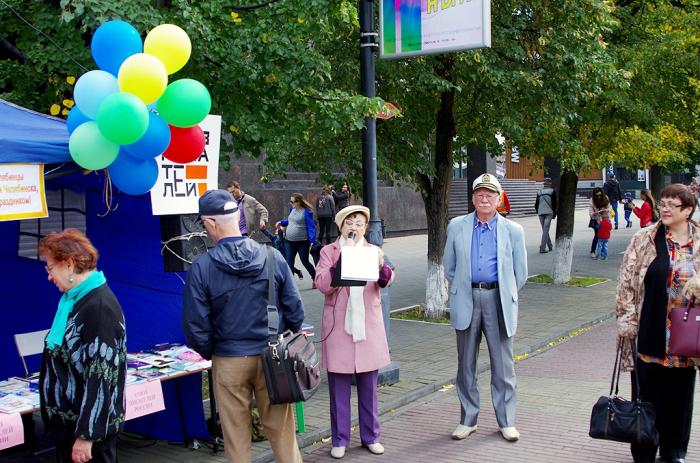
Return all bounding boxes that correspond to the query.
[470,214,499,283]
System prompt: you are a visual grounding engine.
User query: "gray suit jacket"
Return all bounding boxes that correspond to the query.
[443,212,528,337]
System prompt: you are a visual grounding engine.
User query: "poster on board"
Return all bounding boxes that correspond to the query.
[380,0,491,59]
[150,115,222,216]
[0,164,48,222]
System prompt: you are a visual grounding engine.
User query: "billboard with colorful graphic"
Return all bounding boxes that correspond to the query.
[380,0,491,59]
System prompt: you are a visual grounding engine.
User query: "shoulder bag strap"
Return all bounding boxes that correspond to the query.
[610,339,622,396]
[266,246,279,345]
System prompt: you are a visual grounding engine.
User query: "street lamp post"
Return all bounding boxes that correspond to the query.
[359,0,398,386]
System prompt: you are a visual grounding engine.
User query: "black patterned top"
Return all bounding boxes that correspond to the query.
[39,284,127,441]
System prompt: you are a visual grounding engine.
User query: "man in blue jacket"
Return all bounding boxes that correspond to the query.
[182,189,304,463]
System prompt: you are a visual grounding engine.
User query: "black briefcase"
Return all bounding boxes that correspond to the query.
[589,339,658,446]
[260,247,321,404]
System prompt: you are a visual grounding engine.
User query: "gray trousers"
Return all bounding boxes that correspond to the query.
[538,214,553,251]
[455,288,517,428]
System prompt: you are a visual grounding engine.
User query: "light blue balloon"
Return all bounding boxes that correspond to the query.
[123,112,171,160]
[66,106,92,134]
[74,70,119,119]
[91,20,143,76]
[108,150,159,196]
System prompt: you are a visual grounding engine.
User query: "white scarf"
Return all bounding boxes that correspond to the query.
[340,236,367,342]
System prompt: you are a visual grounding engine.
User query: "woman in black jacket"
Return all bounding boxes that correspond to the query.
[39,229,126,463]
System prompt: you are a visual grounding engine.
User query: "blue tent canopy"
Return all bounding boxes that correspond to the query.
[0,100,207,441]
[0,99,71,164]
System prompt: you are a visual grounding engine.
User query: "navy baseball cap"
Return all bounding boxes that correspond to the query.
[198,189,238,217]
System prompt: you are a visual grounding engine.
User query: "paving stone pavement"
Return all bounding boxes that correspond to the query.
[302,321,700,463]
[11,208,674,463]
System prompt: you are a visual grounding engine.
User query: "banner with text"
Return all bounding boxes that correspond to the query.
[0,164,48,222]
[150,114,222,215]
[380,0,491,59]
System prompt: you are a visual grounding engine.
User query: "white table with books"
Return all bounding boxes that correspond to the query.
[0,343,211,451]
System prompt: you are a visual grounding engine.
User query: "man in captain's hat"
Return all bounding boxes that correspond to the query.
[443,173,528,442]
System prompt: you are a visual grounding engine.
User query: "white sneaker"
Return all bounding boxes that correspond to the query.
[330,446,346,459]
[364,442,385,455]
[499,426,520,441]
[451,424,478,440]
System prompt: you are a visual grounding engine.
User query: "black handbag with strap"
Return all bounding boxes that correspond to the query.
[260,247,321,404]
[589,339,658,446]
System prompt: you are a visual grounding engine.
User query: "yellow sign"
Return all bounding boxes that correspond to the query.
[0,164,48,221]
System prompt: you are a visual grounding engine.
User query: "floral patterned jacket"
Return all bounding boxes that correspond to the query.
[616,220,700,370]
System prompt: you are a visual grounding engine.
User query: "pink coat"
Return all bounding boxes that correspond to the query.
[314,240,393,374]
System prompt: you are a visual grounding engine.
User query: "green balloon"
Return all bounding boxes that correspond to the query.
[97,92,149,144]
[69,121,120,170]
[157,79,211,128]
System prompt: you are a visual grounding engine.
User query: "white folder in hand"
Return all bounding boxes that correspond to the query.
[340,246,379,281]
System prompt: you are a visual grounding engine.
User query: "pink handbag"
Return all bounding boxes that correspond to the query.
[668,299,700,357]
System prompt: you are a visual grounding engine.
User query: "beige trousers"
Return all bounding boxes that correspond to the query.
[212,355,302,463]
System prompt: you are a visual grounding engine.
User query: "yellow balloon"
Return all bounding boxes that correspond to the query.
[144,24,192,75]
[118,53,168,104]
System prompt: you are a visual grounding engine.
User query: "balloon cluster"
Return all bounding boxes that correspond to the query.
[67,21,211,195]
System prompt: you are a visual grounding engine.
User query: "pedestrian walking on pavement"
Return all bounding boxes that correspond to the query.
[332,183,351,211]
[594,210,612,260]
[634,189,657,228]
[534,177,557,253]
[316,186,337,245]
[616,183,699,463]
[277,192,318,280]
[604,173,623,229]
[227,181,269,237]
[622,191,635,228]
[182,190,305,463]
[314,205,394,459]
[443,173,528,443]
[588,187,610,258]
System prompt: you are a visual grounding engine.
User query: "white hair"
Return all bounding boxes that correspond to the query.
[202,212,238,226]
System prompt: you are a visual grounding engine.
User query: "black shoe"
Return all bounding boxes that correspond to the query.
[294,269,303,279]
[539,249,548,254]
[615,224,618,230]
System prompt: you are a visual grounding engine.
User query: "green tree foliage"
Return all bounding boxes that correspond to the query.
[0,0,381,172]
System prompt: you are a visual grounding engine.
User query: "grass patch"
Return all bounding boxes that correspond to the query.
[390,305,451,324]
[527,273,554,284]
[565,276,607,287]
[527,273,607,287]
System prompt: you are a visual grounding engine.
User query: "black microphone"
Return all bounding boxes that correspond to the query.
[348,231,355,241]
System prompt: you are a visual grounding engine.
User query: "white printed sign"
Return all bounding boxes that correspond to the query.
[124,380,166,421]
[150,115,222,215]
[0,164,48,222]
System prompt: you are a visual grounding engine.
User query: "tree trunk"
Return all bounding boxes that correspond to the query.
[421,56,455,319]
[551,170,579,283]
[650,165,664,200]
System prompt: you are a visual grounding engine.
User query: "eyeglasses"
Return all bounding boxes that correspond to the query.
[44,264,54,274]
[474,193,498,201]
[290,200,298,204]
[658,201,684,211]
[344,219,367,227]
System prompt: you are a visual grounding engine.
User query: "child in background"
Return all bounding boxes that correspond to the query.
[261,224,303,279]
[595,210,612,260]
[622,192,634,228]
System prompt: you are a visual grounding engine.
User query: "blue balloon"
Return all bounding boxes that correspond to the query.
[91,21,143,76]
[66,106,92,134]
[122,112,171,160]
[108,151,159,196]
[74,70,119,119]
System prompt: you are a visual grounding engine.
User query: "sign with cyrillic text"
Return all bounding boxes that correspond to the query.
[0,412,24,450]
[0,164,48,222]
[124,380,165,421]
[380,0,491,59]
[150,114,222,215]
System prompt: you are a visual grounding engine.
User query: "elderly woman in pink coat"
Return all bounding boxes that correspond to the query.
[314,205,394,459]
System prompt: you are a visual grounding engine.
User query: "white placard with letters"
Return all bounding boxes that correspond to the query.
[150,115,221,216]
